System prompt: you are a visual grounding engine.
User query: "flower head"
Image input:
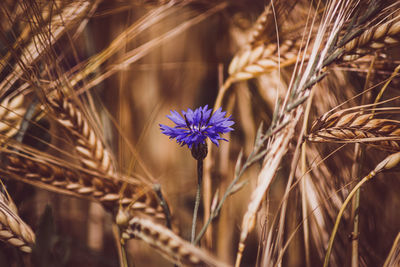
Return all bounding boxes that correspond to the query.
[160,105,234,149]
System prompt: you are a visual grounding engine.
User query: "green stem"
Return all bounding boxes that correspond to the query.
[191,159,203,243]
[323,173,375,267]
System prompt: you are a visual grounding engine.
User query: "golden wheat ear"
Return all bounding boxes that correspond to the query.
[0,94,26,143]
[340,16,400,62]
[227,1,303,83]
[3,151,165,220]
[0,179,35,253]
[307,108,400,151]
[123,217,230,267]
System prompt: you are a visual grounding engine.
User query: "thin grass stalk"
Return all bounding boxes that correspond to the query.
[202,77,232,247]
[324,151,400,267]
[383,232,400,267]
[323,175,372,267]
[350,144,362,267]
[372,64,400,116]
[300,87,316,267]
[350,55,375,267]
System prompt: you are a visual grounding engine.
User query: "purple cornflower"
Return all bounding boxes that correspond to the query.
[160,105,234,149]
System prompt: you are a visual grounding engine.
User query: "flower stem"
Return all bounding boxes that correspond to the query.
[191,159,203,243]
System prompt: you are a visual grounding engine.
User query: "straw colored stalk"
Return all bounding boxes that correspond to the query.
[47,93,115,176]
[0,0,98,94]
[341,16,400,61]
[228,39,301,82]
[0,182,35,253]
[123,217,229,267]
[308,109,400,151]
[0,94,25,143]
[235,112,300,267]
[5,153,165,219]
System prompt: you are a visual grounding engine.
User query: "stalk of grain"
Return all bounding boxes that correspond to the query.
[123,217,229,267]
[308,109,400,151]
[4,153,165,219]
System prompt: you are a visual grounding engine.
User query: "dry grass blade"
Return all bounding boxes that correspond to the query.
[383,232,400,267]
[308,109,400,151]
[123,217,230,267]
[47,93,115,176]
[0,180,35,253]
[4,152,165,219]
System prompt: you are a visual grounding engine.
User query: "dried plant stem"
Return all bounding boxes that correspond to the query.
[383,232,400,267]
[372,64,400,115]
[235,113,300,267]
[191,159,203,243]
[300,143,311,267]
[112,224,128,267]
[323,174,372,267]
[324,151,400,267]
[350,144,362,267]
[203,77,232,246]
[351,56,375,267]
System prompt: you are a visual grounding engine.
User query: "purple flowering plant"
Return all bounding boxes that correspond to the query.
[160,105,234,242]
[160,105,234,150]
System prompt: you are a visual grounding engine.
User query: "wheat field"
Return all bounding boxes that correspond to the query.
[0,0,399,266]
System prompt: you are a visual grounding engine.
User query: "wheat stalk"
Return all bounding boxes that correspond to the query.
[308,109,400,151]
[4,153,165,219]
[0,180,35,253]
[123,217,229,267]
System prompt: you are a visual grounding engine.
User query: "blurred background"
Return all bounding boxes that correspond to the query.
[0,0,400,266]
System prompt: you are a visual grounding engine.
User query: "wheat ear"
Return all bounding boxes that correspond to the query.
[228,39,301,82]
[5,153,165,219]
[47,93,115,176]
[308,109,400,151]
[123,217,229,267]
[0,94,25,142]
[0,180,35,253]
[341,17,400,61]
